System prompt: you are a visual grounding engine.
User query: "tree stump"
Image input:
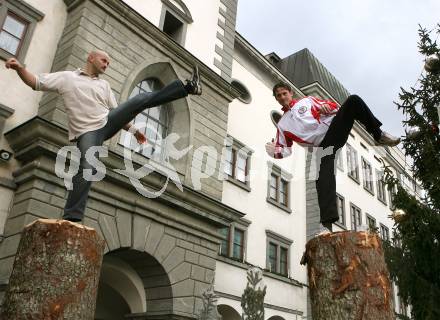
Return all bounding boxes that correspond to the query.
[301,231,395,320]
[1,219,105,320]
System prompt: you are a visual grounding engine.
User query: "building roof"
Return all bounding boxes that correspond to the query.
[277,48,351,104]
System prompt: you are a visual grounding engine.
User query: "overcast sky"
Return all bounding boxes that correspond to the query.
[235,0,440,138]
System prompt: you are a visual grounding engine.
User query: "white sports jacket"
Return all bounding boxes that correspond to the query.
[270,97,339,159]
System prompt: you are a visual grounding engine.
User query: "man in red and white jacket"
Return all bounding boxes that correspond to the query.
[266,82,400,234]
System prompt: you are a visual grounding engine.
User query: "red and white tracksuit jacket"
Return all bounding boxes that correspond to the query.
[270,97,339,159]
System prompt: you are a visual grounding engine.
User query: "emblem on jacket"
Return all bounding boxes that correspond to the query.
[298,105,307,114]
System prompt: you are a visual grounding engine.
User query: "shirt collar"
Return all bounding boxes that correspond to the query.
[281,99,297,112]
[77,68,100,80]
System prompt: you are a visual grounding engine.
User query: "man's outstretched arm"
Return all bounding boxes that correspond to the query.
[5,58,36,90]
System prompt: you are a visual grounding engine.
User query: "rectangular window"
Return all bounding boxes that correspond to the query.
[232,228,244,260]
[235,152,247,183]
[266,230,292,277]
[0,1,44,62]
[336,194,346,226]
[361,157,374,194]
[380,224,390,242]
[268,242,277,272]
[218,227,229,257]
[388,184,396,210]
[0,12,28,56]
[218,222,248,261]
[269,173,277,200]
[162,11,184,43]
[366,214,377,231]
[224,146,234,177]
[350,203,362,231]
[336,148,344,171]
[223,137,252,190]
[267,164,292,212]
[280,247,288,276]
[280,178,288,206]
[376,170,387,204]
[393,231,402,248]
[346,144,359,182]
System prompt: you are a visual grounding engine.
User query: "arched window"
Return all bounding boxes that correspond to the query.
[119,78,169,159]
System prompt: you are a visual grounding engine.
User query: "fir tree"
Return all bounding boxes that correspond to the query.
[241,267,266,320]
[383,23,440,320]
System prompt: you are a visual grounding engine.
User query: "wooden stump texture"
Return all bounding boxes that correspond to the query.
[1,219,105,320]
[303,231,395,320]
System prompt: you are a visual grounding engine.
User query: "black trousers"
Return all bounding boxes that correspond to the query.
[316,94,383,224]
[63,80,188,221]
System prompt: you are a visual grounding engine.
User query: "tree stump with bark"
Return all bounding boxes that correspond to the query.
[1,219,105,320]
[301,231,395,320]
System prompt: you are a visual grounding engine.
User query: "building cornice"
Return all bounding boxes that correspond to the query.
[234,33,305,99]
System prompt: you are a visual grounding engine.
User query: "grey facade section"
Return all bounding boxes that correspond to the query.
[0,103,14,137]
[215,0,238,82]
[305,147,321,242]
[305,147,320,320]
[277,48,351,105]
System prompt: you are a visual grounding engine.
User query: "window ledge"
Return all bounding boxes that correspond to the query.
[334,221,347,230]
[348,174,360,185]
[216,256,303,288]
[266,197,292,213]
[0,103,14,119]
[262,270,303,288]
[363,186,375,196]
[226,175,251,192]
[216,254,250,270]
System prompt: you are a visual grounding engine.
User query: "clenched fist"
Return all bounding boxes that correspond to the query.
[318,103,333,115]
[134,130,147,144]
[5,58,22,71]
[265,140,276,155]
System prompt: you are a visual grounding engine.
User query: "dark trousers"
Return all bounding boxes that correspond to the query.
[316,94,383,224]
[63,80,188,221]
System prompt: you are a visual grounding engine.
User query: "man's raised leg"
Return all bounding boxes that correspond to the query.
[103,67,202,141]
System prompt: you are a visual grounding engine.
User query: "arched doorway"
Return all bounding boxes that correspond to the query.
[95,249,173,320]
[217,304,241,320]
[95,282,131,320]
[267,316,286,320]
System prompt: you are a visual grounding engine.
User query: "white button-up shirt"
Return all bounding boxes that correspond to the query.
[35,69,118,141]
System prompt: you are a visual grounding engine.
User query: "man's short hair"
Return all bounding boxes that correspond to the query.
[272,82,293,96]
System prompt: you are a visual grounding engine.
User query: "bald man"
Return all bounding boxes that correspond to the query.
[5,50,202,222]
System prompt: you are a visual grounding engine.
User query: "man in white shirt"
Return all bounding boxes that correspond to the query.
[266,82,400,235]
[5,50,202,222]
